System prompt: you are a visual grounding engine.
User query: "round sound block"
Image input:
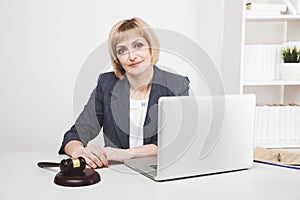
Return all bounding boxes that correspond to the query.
[54,169,101,187]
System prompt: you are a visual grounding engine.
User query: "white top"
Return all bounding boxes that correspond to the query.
[129,98,148,148]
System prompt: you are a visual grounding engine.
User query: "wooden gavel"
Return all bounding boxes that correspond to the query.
[38,157,100,186]
[38,157,86,173]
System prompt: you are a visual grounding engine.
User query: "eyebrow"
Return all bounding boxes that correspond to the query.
[116,38,145,48]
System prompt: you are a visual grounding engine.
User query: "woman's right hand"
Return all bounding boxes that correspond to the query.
[72,145,109,169]
[65,141,108,168]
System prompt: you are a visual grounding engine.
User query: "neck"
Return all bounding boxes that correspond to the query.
[127,66,154,91]
[128,66,154,99]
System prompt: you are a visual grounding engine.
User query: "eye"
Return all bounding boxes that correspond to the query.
[134,42,144,49]
[116,47,127,55]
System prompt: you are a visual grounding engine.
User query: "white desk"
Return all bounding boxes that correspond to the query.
[1,151,300,200]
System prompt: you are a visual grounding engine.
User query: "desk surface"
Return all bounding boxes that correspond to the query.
[1,151,300,200]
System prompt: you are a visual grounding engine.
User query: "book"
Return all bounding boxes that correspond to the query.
[254,146,300,169]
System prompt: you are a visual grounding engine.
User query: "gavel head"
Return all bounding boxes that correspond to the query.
[59,157,86,173]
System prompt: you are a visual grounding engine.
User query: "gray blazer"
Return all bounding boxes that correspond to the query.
[59,66,189,154]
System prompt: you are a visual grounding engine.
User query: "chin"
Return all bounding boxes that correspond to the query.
[127,64,151,76]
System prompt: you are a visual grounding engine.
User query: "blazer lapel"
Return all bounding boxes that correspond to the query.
[109,66,169,148]
[109,78,130,149]
[144,66,168,144]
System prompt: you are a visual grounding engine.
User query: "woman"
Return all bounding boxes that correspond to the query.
[59,17,190,168]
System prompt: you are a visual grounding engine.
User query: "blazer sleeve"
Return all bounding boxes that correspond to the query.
[58,75,104,154]
[179,76,190,96]
[165,74,190,96]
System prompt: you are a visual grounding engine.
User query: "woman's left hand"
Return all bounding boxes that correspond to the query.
[103,147,134,162]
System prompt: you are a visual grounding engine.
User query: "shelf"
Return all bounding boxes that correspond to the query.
[246,14,300,22]
[254,141,300,148]
[243,80,300,86]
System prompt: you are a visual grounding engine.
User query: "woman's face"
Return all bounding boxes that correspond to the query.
[115,32,152,77]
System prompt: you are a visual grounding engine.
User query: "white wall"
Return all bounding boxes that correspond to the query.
[0,0,243,152]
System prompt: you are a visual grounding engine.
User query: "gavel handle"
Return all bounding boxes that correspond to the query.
[37,162,60,168]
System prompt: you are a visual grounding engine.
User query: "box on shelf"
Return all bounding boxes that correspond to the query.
[243,44,281,81]
[254,104,300,147]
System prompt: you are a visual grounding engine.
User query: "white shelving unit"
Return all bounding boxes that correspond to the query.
[243,12,300,148]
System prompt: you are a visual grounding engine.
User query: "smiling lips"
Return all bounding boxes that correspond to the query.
[129,61,143,68]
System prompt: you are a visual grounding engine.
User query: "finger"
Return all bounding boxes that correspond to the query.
[84,147,104,168]
[75,147,102,168]
[83,156,98,169]
[103,147,113,160]
[94,146,109,166]
[88,146,108,167]
[70,147,99,168]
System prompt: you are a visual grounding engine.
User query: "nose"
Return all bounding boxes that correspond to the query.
[128,50,137,60]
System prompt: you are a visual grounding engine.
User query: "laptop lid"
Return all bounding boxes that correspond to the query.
[124,94,256,181]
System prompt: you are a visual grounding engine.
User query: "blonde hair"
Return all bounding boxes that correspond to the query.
[108,17,160,79]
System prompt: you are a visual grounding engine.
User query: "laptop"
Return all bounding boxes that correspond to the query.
[124,94,256,181]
